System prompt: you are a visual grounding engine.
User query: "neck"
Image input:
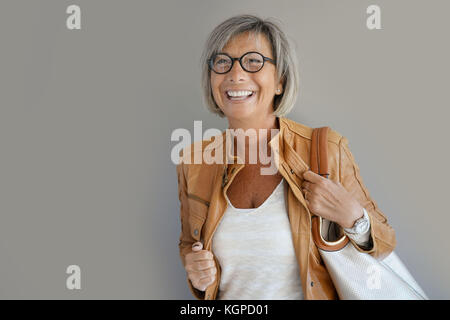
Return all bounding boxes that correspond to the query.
[226,115,281,164]
[227,114,279,133]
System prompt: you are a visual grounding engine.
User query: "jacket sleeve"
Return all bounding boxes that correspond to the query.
[339,136,396,259]
[176,160,206,300]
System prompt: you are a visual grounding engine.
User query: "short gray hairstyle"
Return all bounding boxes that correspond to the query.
[200,14,300,117]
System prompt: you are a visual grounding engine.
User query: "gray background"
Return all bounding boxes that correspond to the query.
[0,0,448,299]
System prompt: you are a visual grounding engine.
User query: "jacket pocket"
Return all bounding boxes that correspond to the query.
[187,193,209,242]
[189,211,206,242]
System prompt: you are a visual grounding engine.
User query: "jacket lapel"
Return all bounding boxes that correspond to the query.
[276,118,310,210]
[275,118,313,299]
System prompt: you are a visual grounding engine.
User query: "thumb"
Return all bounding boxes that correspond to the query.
[192,241,203,252]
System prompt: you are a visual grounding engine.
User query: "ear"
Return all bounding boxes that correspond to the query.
[276,77,285,95]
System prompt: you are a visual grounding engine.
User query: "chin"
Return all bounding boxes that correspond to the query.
[224,107,257,121]
[225,111,253,120]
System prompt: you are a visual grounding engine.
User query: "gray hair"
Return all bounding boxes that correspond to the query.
[200,14,300,117]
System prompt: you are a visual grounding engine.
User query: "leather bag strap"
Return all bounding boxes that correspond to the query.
[310,127,349,251]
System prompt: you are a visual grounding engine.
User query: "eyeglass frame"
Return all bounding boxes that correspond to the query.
[208,51,276,74]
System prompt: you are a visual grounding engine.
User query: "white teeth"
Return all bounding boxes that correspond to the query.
[227,90,253,97]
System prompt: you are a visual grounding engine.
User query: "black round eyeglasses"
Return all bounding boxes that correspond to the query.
[208,51,276,74]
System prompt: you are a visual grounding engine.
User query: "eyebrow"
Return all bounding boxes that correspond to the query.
[217,51,273,59]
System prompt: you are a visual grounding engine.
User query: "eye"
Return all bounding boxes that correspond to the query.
[216,59,229,65]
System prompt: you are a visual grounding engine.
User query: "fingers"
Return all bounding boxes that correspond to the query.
[189,268,217,291]
[185,259,215,272]
[301,181,316,198]
[192,275,216,292]
[187,242,212,264]
[192,241,203,251]
[188,266,217,281]
[186,253,216,291]
[185,242,217,291]
[303,170,324,182]
[186,249,213,264]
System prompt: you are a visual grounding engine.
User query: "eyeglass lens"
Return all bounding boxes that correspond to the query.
[211,52,264,73]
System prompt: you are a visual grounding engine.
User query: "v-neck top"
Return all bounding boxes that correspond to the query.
[212,178,303,299]
[224,178,285,213]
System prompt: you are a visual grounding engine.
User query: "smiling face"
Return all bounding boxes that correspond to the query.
[210,32,283,126]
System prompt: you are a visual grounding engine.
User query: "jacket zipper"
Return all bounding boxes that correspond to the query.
[187,193,210,207]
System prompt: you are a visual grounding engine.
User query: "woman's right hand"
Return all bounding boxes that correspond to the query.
[184,242,217,291]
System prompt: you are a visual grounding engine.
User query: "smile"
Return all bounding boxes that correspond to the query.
[225,90,255,101]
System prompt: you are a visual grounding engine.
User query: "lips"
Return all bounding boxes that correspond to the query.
[224,90,256,102]
[227,92,253,100]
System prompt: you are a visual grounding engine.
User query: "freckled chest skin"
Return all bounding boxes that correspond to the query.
[226,164,283,209]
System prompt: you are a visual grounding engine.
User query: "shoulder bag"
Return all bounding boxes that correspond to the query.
[310,127,428,300]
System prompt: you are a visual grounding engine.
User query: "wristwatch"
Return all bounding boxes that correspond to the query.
[344,207,370,235]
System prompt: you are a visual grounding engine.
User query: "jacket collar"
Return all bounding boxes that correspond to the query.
[214,116,309,173]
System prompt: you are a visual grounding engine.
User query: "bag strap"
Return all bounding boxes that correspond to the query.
[310,127,331,179]
[310,127,349,251]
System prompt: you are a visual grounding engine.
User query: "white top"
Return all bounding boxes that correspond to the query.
[212,179,304,300]
[211,178,372,300]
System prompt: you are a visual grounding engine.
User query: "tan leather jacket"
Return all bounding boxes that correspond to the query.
[176,117,396,300]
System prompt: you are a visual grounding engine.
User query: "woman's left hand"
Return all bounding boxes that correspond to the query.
[301,170,364,229]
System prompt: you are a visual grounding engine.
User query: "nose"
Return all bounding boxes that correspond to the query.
[226,59,247,82]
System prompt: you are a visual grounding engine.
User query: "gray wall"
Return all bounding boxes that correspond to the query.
[0,0,448,299]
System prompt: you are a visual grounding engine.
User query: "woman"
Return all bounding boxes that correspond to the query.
[176,14,396,300]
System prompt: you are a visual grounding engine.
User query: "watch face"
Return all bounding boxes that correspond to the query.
[355,218,369,234]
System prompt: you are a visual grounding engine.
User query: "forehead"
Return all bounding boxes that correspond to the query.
[221,32,273,58]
